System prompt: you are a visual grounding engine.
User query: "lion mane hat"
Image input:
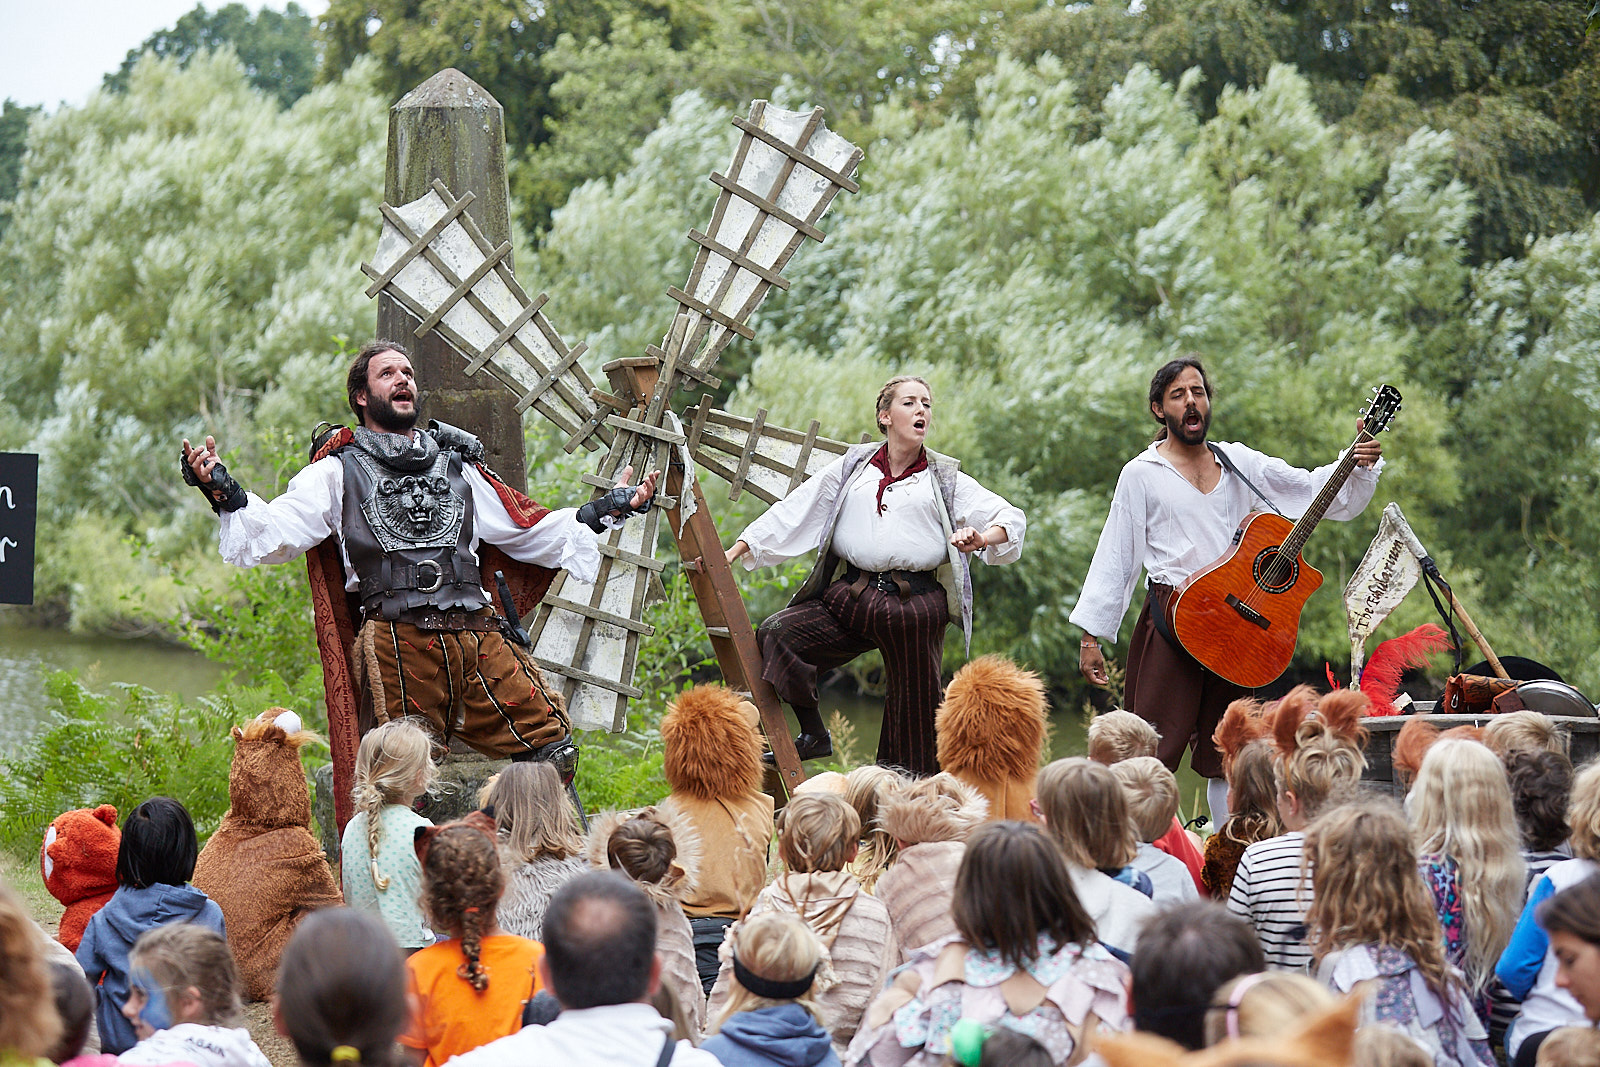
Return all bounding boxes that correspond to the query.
[936,654,1047,822]
[1096,992,1362,1067]
[661,685,765,801]
[41,805,120,951]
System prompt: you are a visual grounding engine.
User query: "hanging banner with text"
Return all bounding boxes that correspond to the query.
[0,453,38,605]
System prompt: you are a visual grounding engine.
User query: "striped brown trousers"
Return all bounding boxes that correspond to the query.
[758,578,949,776]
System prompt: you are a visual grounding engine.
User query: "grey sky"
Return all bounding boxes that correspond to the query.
[0,0,329,112]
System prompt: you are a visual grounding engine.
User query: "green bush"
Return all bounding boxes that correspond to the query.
[0,671,314,857]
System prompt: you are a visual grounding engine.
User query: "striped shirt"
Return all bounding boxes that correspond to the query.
[1227,832,1313,971]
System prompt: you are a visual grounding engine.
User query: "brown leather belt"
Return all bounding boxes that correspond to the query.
[841,565,940,599]
[396,607,503,633]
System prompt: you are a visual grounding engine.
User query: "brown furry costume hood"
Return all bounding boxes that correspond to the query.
[584,806,703,910]
[878,773,988,845]
[661,685,765,800]
[1096,993,1361,1067]
[935,655,1047,781]
[227,708,322,830]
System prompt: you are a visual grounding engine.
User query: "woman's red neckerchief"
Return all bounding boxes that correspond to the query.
[869,444,928,515]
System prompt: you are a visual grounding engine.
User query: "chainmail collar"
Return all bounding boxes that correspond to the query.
[351,425,438,471]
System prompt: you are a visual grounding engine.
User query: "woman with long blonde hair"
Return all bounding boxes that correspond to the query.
[1407,737,1524,1026]
[1305,798,1492,1066]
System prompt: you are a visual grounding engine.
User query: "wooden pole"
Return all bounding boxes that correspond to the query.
[378,68,528,491]
[1446,589,1510,679]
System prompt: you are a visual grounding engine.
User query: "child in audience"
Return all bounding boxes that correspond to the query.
[274,908,410,1067]
[1408,737,1525,1026]
[1111,756,1200,903]
[1507,749,1576,888]
[486,762,587,942]
[1202,972,1334,1045]
[1484,711,1568,762]
[872,774,986,961]
[702,913,840,1067]
[1352,1026,1434,1067]
[847,820,1130,1066]
[341,719,436,952]
[1088,710,1204,888]
[1130,903,1264,1050]
[588,807,706,1041]
[658,685,775,994]
[1034,757,1155,959]
[76,797,224,1054]
[710,794,896,1053]
[1500,763,1600,1066]
[402,815,543,1067]
[1226,687,1366,972]
[1203,740,1281,900]
[944,1023,1053,1067]
[935,654,1048,821]
[842,766,903,892]
[1537,1027,1600,1067]
[0,881,63,1067]
[117,924,270,1067]
[1306,798,1493,1066]
[45,962,94,1066]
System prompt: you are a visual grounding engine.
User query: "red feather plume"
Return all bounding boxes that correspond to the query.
[1359,624,1453,717]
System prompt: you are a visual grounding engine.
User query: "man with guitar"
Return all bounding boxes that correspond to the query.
[1071,357,1384,822]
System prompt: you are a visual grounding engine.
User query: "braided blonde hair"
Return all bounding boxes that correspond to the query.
[352,719,436,890]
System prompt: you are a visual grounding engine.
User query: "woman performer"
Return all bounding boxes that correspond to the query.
[726,376,1025,775]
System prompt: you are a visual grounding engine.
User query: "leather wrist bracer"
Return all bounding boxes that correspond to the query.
[576,483,652,533]
[179,451,248,513]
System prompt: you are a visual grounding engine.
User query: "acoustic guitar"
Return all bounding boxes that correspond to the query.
[1165,385,1402,689]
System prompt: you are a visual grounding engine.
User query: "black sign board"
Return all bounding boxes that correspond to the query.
[0,453,38,605]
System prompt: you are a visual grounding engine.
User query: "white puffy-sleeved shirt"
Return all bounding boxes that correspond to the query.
[216,455,602,587]
[738,453,1025,573]
[1069,441,1382,642]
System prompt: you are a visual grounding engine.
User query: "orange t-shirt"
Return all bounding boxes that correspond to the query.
[400,934,544,1067]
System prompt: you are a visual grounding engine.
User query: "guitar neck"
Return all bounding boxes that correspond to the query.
[1280,430,1372,558]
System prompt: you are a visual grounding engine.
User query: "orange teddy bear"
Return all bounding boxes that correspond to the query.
[41,804,121,952]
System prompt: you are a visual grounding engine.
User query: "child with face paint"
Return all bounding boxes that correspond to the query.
[117,924,270,1067]
[74,798,225,1054]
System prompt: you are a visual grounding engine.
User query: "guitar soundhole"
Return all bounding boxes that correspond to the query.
[1251,547,1298,593]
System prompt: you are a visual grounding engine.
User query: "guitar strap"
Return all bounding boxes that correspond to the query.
[1207,443,1282,515]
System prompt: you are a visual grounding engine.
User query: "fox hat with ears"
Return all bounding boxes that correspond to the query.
[1096,992,1363,1067]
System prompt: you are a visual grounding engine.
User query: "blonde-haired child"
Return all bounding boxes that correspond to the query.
[842,766,905,892]
[701,913,837,1066]
[1306,798,1492,1065]
[485,761,586,943]
[1111,756,1198,904]
[118,924,270,1067]
[709,793,896,1053]
[1090,710,1205,891]
[1034,757,1155,958]
[872,774,986,963]
[1408,737,1525,1026]
[1225,687,1367,972]
[340,718,437,951]
[1202,972,1334,1045]
[1484,710,1568,761]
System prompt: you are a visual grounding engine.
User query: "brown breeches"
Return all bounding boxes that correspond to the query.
[1123,593,1245,780]
[353,616,569,757]
[758,579,950,776]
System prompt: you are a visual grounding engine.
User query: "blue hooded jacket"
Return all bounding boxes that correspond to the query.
[75,883,226,1054]
[700,1004,840,1067]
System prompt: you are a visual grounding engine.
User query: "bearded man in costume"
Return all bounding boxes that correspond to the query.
[181,341,658,773]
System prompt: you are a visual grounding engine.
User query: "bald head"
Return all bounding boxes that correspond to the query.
[541,871,658,1009]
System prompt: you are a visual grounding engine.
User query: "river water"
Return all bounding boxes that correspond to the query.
[0,625,223,750]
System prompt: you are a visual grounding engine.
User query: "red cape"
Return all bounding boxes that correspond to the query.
[305,427,558,835]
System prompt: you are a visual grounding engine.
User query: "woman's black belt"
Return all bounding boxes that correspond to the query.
[841,565,940,598]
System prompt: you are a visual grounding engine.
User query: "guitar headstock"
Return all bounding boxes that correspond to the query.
[1360,384,1402,436]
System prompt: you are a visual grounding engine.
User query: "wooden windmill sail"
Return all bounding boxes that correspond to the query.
[363,102,863,789]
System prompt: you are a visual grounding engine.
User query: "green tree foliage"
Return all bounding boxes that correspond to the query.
[1009,0,1600,263]
[540,61,1485,694]
[0,100,40,236]
[0,53,387,626]
[104,2,320,108]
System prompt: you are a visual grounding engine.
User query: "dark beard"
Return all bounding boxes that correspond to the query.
[364,392,418,435]
[1164,407,1210,445]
